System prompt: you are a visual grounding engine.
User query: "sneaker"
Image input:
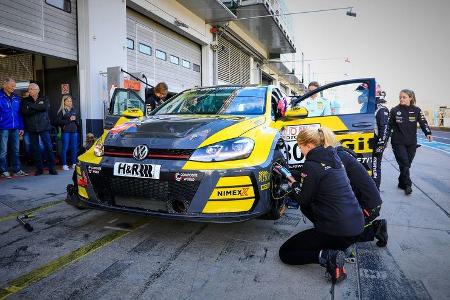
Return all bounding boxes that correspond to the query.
[1,171,12,179]
[319,250,347,284]
[374,219,388,247]
[62,165,70,171]
[71,164,77,169]
[35,169,44,176]
[14,170,28,177]
[404,186,412,195]
[49,169,58,175]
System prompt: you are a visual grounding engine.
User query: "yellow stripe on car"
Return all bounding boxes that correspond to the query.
[216,176,252,187]
[202,199,254,213]
[78,186,89,199]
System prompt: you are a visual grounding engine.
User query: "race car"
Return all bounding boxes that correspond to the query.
[66,78,377,222]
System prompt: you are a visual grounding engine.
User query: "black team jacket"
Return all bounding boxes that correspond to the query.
[389,105,431,145]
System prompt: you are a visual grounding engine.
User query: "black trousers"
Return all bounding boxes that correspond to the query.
[392,144,417,188]
[29,131,56,171]
[371,152,383,190]
[279,228,357,265]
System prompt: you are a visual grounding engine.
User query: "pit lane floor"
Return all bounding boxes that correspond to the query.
[0,143,449,299]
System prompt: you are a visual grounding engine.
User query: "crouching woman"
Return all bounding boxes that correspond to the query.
[279,128,364,284]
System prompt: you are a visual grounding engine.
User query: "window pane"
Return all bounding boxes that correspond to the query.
[170,55,179,65]
[138,43,151,56]
[127,38,134,50]
[193,64,200,72]
[296,82,372,116]
[182,59,191,69]
[45,0,71,13]
[113,90,145,115]
[156,50,166,61]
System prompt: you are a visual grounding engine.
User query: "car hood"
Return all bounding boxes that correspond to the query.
[104,114,265,149]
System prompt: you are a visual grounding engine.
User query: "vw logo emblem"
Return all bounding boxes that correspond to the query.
[133,145,148,160]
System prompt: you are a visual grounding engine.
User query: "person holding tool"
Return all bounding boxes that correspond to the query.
[278,128,364,284]
[321,127,388,247]
[372,85,390,189]
[389,89,432,195]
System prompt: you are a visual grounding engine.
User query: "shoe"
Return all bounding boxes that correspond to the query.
[62,165,70,171]
[1,171,12,179]
[35,169,44,176]
[49,169,58,175]
[404,186,412,195]
[397,183,405,190]
[71,164,77,169]
[374,219,388,247]
[14,170,28,177]
[319,250,347,284]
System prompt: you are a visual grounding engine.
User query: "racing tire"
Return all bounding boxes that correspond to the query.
[263,150,288,220]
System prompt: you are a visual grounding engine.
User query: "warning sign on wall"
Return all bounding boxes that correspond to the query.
[61,84,70,95]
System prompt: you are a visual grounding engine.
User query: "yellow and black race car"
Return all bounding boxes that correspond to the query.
[67,78,377,222]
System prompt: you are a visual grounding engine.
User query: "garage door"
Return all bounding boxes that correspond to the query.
[126,9,201,92]
[217,36,250,85]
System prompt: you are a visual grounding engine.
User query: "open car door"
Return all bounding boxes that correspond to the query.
[104,88,145,130]
[279,78,376,170]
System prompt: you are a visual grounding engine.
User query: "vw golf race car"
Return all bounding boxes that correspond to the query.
[67,78,377,222]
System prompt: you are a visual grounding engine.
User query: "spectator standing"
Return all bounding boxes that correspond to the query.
[57,95,79,170]
[144,82,168,114]
[0,77,28,178]
[299,81,331,117]
[21,83,58,175]
[389,89,432,195]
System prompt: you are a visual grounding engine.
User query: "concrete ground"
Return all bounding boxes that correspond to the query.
[0,135,449,299]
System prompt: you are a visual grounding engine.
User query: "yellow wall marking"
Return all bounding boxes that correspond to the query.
[0,219,148,300]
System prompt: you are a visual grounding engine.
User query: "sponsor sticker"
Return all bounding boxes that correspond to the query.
[87,165,102,174]
[258,170,270,183]
[174,172,198,182]
[260,183,270,191]
[213,187,251,198]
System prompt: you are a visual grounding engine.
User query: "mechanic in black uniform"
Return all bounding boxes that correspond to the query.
[279,128,364,284]
[321,127,388,247]
[389,89,432,195]
[144,82,168,114]
[372,86,390,189]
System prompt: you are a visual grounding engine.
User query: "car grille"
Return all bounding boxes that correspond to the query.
[88,171,200,213]
[104,146,194,160]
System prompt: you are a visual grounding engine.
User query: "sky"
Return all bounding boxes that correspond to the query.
[284,0,450,112]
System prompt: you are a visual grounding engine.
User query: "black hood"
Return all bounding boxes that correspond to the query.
[306,146,342,169]
[105,115,252,149]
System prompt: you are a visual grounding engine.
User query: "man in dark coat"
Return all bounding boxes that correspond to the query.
[21,83,58,175]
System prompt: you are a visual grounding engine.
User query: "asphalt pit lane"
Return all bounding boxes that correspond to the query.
[44,217,65,226]
[115,222,133,229]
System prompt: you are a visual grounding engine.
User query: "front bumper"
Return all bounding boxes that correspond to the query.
[67,159,273,223]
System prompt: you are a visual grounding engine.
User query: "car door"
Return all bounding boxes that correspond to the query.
[276,78,376,170]
[104,88,145,130]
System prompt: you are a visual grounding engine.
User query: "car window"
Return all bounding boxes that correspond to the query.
[112,90,144,115]
[153,87,266,115]
[297,82,372,116]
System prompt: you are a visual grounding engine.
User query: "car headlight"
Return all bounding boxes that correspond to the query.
[189,138,254,162]
[93,139,104,157]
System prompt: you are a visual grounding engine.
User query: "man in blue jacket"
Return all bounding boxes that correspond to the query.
[0,77,28,178]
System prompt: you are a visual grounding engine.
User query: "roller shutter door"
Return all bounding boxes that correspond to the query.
[217,36,250,85]
[126,9,201,92]
[0,0,77,61]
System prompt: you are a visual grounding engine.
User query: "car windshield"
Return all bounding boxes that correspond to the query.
[152,86,266,115]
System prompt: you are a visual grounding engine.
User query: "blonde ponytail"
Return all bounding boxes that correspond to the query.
[297,126,337,148]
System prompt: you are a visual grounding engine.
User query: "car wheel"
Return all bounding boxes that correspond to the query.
[264,151,288,220]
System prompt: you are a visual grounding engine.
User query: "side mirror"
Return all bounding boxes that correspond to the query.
[284,106,308,118]
[122,108,143,118]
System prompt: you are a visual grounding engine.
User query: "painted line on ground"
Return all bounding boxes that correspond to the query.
[0,218,149,299]
[0,200,65,223]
